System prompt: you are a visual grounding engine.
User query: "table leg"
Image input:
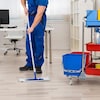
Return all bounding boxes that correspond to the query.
[45,31,48,58]
[48,30,52,64]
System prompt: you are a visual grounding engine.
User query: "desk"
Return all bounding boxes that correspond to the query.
[0,27,25,32]
[0,26,54,64]
[45,26,54,64]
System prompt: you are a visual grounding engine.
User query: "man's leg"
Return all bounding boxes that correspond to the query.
[33,24,44,73]
[19,34,33,71]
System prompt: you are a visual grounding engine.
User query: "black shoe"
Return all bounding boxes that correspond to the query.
[36,67,42,74]
[19,66,33,71]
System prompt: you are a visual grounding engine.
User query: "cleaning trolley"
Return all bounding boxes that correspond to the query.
[84,10,100,76]
[62,10,100,85]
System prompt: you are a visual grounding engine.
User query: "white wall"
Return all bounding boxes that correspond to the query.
[47,15,70,50]
[47,0,71,15]
[0,0,71,50]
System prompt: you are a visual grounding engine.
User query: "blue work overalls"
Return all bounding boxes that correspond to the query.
[26,0,48,68]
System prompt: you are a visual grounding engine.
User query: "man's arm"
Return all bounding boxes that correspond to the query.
[21,0,26,8]
[21,0,28,15]
[27,6,46,34]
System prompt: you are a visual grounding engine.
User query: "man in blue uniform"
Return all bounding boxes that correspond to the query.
[19,0,48,74]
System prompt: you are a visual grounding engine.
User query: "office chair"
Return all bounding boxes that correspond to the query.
[4,31,25,55]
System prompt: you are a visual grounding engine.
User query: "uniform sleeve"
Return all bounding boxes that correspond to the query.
[36,0,48,6]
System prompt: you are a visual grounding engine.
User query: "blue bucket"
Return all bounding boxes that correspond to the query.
[62,53,86,77]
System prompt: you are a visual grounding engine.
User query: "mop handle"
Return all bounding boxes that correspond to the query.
[27,17,36,74]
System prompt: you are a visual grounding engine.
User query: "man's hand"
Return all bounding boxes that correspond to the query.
[27,27,34,34]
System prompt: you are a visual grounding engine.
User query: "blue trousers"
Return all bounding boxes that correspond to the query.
[25,15,45,68]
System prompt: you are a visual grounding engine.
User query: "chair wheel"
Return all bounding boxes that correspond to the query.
[4,51,7,55]
[16,53,19,55]
[16,50,20,55]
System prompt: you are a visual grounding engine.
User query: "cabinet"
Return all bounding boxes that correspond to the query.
[70,0,93,51]
[70,0,79,51]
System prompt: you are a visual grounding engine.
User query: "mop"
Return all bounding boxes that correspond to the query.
[79,20,86,80]
[19,17,50,82]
